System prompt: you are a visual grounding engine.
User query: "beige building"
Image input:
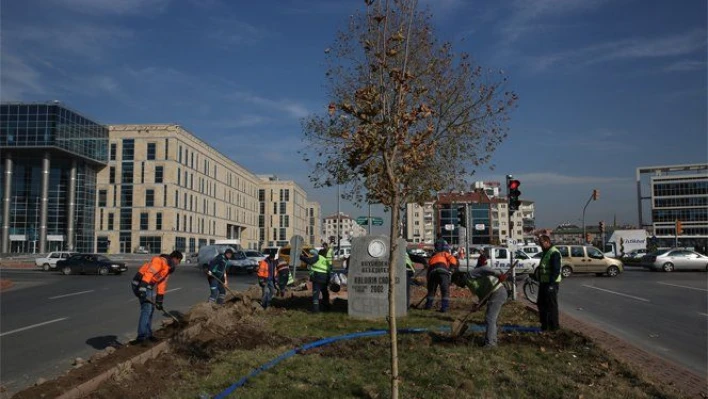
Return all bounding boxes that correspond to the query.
[322,212,367,244]
[95,124,261,254]
[404,202,436,244]
[490,200,534,244]
[257,175,321,248]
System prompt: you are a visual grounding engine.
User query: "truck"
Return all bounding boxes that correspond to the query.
[603,229,649,258]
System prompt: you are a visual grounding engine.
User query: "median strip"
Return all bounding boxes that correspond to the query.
[657,282,708,292]
[581,285,650,302]
[49,290,95,300]
[0,317,69,337]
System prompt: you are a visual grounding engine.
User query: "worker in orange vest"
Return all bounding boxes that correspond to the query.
[275,261,290,297]
[424,243,458,313]
[257,253,278,309]
[130,251,183,344]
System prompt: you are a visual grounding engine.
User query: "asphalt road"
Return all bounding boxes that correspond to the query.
[0,262,258,394]
[558,266,708,376]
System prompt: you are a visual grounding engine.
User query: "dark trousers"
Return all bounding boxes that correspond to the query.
[538,283,560,331]
[425,269,451,311]
[311,272,330,312]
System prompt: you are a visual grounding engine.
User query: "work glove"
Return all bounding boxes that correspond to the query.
[207,270,213,276]
[138,287,147,301]
[498,273,508,282]
[155,301,164,311]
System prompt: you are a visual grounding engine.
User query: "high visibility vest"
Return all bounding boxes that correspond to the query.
[325,247,334,266]
[539,246,562,283]
[276,263,290,275]
[405,253,415,273]
[310,255,329,274]
[258,259,276,279]
[466,275,500,300]
[429,252,458,269]
[136,256,171,295]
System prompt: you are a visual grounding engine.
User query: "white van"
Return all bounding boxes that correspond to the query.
[521,245,542,256]
[334,247,351,260]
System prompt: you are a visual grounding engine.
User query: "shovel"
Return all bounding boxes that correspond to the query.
[450,260,518,338]
[207,271,239,300]
[146,298,182,326]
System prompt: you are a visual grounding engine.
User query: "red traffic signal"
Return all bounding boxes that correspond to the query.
[592,189,599,200]
[676,220,683,235]
[509,180,520,190]
[508,179,521,213]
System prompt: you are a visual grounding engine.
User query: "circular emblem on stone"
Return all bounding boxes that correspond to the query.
[367,239,387,258]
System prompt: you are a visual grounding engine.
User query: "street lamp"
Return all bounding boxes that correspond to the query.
[582,189,599,243]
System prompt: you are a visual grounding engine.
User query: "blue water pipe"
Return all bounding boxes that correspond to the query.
[211,324,540,399]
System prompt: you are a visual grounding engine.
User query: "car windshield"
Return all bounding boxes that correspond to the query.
[96,255,111,262]
[515,251,529,259]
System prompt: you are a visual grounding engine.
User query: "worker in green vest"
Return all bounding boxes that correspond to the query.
[537,235,562,331]
[300,248,331,312]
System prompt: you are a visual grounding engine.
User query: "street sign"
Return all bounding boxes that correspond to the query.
[507,238,518,245]
[371,217,384,226]
[474,224,485,231]
[356,216,369,226]
[444,224,455,231]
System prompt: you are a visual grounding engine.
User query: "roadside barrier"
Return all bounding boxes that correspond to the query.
[211,324,541,398]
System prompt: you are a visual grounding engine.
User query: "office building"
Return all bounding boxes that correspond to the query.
[96,124,261,254]
[257,175,321,248]
[1,102,108,253]
[322,212,366,244]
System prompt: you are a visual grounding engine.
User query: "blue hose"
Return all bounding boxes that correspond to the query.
[212,325,539,399]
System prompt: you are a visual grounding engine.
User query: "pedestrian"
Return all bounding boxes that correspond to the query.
[537,234,562,331]
[452,265,509,348]
[275,261,290,297]
[130,251,183,344]
[434,234,448,254]
[257,253,278,309]
[300,248,331,312]
[206,248,233,305]
[424,242,458,313]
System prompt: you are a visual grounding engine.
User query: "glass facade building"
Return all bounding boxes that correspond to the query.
[0,102,108,253]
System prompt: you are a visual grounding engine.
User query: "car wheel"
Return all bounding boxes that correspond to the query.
[43,263,51,272]
[662,262,674,272]
[606,266,620,277]
[62,266,72,275]
[561,266,572,278]
[98,266,109,276]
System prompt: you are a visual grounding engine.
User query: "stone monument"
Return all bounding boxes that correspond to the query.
[348,235,407,319]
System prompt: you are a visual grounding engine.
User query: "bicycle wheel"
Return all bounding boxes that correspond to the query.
[523,279,538,304]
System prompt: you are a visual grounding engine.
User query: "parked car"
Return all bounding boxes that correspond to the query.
[641,249,708,272]
[134,246,149,254]
[184,252,199,263]
[555,245,624,277]
[244,250,267,263]
[35,251,77,271]
[56,254,127,275]
[622,248,647,260]
[197,245,258,274]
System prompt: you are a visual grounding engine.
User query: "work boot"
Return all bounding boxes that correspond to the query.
[439,299,449,313]
[424,299,433,310]
[311,302,320,313]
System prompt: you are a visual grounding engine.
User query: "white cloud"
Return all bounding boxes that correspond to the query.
[226,92,310,118]
[0,54,47,101]
[49,0,170,15]
[663,60,707,72]
[207,18,271,46]
[514,172,631,186]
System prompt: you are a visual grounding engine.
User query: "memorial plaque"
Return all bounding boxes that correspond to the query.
[348,236,408,319]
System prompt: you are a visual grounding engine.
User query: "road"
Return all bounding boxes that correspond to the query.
[0,262,258,394]
[558,266,707,376]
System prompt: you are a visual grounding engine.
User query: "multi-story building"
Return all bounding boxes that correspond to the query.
[404,201,435,244]
[257,175,321,248]
[490,199,534,244]
[637,163,708,251]
[95,124,261,254]
[322,212,366,244]
[1,102,108,253]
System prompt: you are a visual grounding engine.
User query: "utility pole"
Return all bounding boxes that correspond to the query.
[582,189,599,243]
[506,175,516,301]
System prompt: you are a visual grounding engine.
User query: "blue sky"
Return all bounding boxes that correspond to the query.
[2,0,706,231]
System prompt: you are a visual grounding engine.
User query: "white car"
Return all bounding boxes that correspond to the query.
[244,250,267,263]
[35,251,77,271]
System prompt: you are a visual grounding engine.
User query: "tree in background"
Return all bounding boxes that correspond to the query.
[302,0,517,396]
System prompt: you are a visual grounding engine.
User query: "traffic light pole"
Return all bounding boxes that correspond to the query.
[582,189,599,244]
[465,203,470,269]
[506,175,516,301]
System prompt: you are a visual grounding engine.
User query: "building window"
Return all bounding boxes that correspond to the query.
[146,190,154,207]
[179,145,182,163]
[108,213,114,230]
[176,214,180,231]
[175,237,186,252]
[109,167,115,184]
[122,139,134,160]
[147,142,156,160]
[98,190,107,207]
[110,143,117,161]
[155,166,163,183]
[279,228,287,241]
[164,139,169,159]
[273,202,278,214]
[280,215,290,227]
[259,189,265,202]
[140,213,149,230]
[279,202,286,214]
[140,162,145,183]
[156,212,162,230]
[99,209,104,230]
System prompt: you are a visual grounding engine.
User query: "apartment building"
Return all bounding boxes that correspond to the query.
[257,175,321,248]
[322,212,366,244]
[95,124,261,254]
[490,199,535,244]
[404,202,435,244]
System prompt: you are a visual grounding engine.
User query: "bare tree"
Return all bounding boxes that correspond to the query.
[302,0,517,396]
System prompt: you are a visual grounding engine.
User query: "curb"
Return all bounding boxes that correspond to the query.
[522,301,707,399]
[55,323,203,399]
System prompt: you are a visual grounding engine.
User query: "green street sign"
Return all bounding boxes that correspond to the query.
[371,217,384,226]
[356,216,369,226]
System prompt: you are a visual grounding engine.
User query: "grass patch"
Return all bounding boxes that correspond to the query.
[143,299,680,399]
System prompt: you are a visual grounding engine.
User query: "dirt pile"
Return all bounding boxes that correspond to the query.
[12,287,274,399]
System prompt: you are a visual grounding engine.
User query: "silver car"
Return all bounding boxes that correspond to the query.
[641,249,708,272]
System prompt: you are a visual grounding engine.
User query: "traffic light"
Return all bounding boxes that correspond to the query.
[599,221,605,234]
[457,206,467,228]
[676,220,683,235]
[592,189,599,200]
[508,179,521,214]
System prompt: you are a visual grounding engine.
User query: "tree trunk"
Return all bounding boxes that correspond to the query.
[388,193,400,399]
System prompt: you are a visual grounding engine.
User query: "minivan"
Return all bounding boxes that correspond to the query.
[555,245,624,277]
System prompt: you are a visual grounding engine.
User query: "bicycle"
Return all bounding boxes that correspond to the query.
[522,269,540,304]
